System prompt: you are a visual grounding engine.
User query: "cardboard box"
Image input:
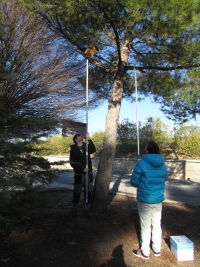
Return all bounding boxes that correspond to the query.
[170,235,194,261]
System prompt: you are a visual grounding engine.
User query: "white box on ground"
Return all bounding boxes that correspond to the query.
[170,235,194,261]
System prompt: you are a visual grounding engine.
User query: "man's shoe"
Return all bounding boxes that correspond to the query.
[132,248,149,260]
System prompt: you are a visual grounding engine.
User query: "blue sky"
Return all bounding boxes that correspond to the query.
[87,97,200,134]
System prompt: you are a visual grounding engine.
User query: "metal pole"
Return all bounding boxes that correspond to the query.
[86,59,89,203]
[83,46,97,204]
[134,67,140,159]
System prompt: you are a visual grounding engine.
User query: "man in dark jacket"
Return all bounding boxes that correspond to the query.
[69,132,96,219]
[130,141,167,260]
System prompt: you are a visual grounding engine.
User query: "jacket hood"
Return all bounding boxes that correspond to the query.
[142,154,165,168]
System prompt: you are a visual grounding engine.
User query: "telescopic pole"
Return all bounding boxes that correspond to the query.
[134,67,140,159]
[86,59,89,203]
[83,46,97,204]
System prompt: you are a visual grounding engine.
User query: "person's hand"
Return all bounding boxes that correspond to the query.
[85,132,90,140]
[83,168,89,173]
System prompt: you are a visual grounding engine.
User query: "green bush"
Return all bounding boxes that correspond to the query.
[31,136,73,156]
[91,132,104,155]
[173,125,200,158]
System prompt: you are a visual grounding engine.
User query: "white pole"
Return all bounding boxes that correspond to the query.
[86,59,89,203]
[134,67,140,159]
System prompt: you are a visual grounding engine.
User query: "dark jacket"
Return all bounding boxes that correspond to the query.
[69,140,96,174]
[130,154,167,204]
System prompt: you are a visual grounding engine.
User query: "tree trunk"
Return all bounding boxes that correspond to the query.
[91,40,131,212]
[91,75,124,212]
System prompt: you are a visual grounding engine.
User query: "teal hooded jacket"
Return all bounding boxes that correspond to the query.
[130,154,167,204]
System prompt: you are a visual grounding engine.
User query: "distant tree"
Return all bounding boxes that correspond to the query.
[139,117,155,145]
[118,117,172,155]
[117,119,138,144]
[173,124,200,158]
[150,118,172,152]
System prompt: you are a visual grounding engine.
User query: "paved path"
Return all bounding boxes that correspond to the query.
[46,171,200,206]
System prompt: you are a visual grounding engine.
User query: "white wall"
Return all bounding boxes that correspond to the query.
[44,156,200,181]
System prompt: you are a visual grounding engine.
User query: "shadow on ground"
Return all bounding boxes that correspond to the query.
[0,190,200,267]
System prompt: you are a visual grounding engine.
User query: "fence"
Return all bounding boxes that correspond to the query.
[44,156,200,181]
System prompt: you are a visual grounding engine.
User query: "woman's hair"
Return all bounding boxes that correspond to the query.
[146,141,160,154]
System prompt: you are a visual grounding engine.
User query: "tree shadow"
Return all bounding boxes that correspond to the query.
[98,244,127,267]
[2,189,200,267]
[108,174,123,204]
[107,173,141,243]
[107,173,134,203]
[164,237,171,249]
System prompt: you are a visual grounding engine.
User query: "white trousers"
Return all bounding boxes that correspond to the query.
[138,201,162,256]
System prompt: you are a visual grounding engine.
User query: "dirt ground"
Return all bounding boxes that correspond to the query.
[0,189,200,267]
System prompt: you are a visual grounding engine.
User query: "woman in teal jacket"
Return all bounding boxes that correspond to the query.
[130,141,167,260]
